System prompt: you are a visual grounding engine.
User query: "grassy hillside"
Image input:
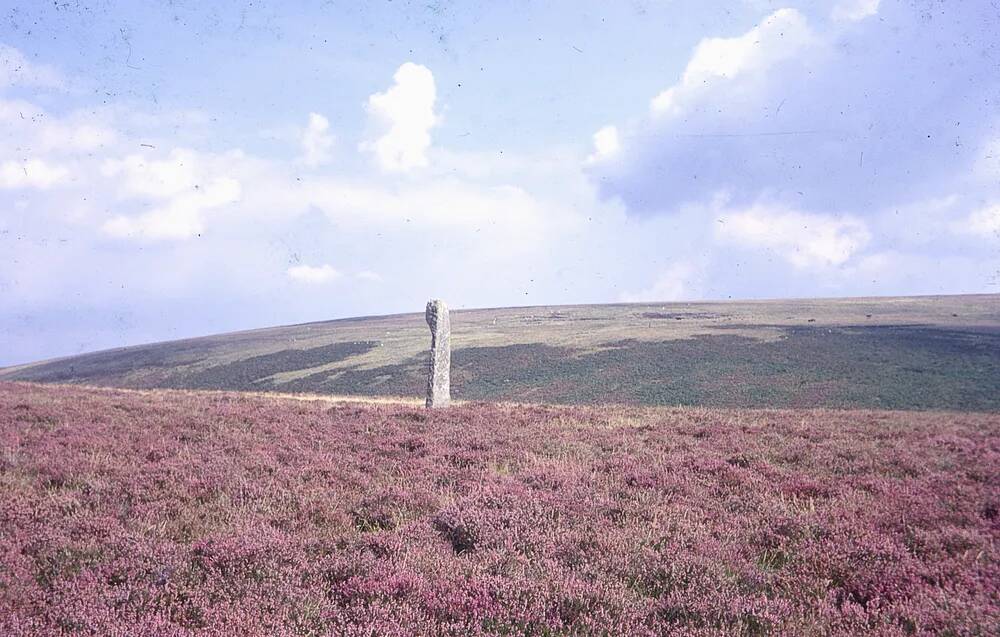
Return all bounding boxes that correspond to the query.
[1,383,996,635]
[3,294,999,411]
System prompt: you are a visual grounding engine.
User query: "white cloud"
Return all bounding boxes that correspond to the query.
[955,203,1000,239]
[302,176,557,243]
[587,125,620,163]
[101,148,202,199]
[85,134,579,250]
[594,3,998,223]
[832,250,996,296]
[301,112,333,167]
[0,158,69,189]
[102,177,241,240]
[361,62,438,172]
[715,202,870,268]
[36,119,118,153]
[98,146,247,240]
[622,262,702,302]
[0,99,119,156]
[0,44,62,89]
[832,0,881,22]
[287,263,342,284]
[650,8,816,117]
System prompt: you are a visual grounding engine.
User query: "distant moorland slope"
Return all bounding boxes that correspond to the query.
[3,294,999,411]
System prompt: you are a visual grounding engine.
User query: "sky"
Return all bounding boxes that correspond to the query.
[1,0,998,366]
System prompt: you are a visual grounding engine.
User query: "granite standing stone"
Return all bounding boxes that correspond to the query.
[425,299,451,408]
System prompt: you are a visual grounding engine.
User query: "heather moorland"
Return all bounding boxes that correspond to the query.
[2,382,996,635]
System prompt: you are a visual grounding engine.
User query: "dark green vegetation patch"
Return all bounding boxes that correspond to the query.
[3,340,208,385]
[164,342,379,392]
[4,296,999,411]
[318,325,1000,411]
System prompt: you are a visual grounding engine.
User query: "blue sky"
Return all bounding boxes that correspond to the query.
[1,0,998,366]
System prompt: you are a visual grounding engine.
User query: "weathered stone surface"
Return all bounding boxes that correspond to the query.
[425,299,451,408]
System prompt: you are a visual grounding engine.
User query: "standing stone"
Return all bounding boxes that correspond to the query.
[425,299,451,408]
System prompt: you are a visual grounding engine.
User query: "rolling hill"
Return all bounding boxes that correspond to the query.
[3,294,999,411]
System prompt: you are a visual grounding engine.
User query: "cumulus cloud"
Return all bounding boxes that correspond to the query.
[831,250,996,296]
[622,262,702,302]
[649,9,816,118]
[102,177,241,240]
[100,148,248,203]
[286,264,342,283]
[587,125,620,163]
[301,112,333,167]
[590,3,1000,218]
[715,202,870,269]
[0,99,118,156]
[0,44,62,89]
[303,177,550,235]
[97,147,247,239]
[361,62,438,172]
[101,149,207,199]
[0,158,69,189]
[955,203,1000,239]
[832,0,881,22]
